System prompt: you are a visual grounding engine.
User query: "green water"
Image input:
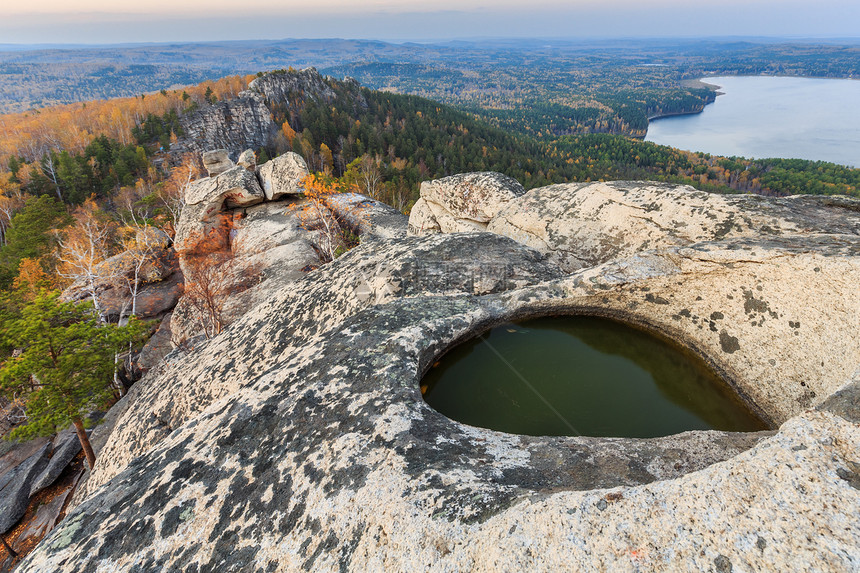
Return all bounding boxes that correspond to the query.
[422,317,768,438]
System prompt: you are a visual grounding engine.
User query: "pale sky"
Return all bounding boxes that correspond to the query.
[1,0,859,44]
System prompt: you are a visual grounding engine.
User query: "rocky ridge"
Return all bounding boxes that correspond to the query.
[18,172,860,571]
[169,68,355,161]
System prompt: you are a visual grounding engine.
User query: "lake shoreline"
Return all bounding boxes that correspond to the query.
[645,75,860,167]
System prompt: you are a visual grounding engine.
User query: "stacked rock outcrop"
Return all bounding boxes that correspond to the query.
[169,149,407,345]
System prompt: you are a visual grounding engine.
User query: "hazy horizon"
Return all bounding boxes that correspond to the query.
[1,1,859,45]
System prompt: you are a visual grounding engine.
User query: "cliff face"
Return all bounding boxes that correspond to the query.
[170,67,358,161]
[19,177,860,572]
[169,92,275,160]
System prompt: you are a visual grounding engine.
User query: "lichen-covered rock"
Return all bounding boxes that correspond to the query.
[407,197,442,235]
[248,67,340,108]
[21,181,860,572]
[183,165,264,208]
[201,149,233,176]
[486,181,860,271]
[168,68,364,163]
[409,172,526,234]
[423,172,525,221]
[170,94,275,160]
[236,149,256,171]
[326,192,409,239]
[174,166,265,253]
[257,152,309,200]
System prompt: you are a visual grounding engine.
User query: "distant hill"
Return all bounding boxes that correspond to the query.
[1,37,858,133]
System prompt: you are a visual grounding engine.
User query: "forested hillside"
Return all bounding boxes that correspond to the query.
[3,38,859,142]
[0,68,857,299]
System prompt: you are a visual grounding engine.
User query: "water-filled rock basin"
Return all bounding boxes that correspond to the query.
[422,316,768,438]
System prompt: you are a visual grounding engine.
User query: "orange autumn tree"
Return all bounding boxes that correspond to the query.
[0,75,255,169]
[293,174,366,264]
[177,214,261,339]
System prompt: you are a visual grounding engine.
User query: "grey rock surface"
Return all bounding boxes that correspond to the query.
[171,94,275,160]
[422,171,526,222]
[29,430,82,498]
[23,180,860,572]
[174,166,265,254]
[257,151,309,200]
[136,312,174,375]
[201,149,233,176]
[0,442,50,534]
[326,192,409,239]
[248,67,340,108]
[169,68,351,161]
[236,149,256,171]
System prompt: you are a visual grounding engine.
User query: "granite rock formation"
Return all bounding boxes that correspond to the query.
[201,150,233,177]
[257,151,309,200]
[169,68,353,161]
[20,176,860,572]
[61,228,180,322]
[409,172,526,236]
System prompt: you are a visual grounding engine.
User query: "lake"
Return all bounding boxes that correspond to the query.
[646,76,860,168]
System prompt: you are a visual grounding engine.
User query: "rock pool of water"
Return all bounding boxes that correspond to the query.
[423,316,768,438]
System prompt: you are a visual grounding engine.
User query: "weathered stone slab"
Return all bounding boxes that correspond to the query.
[236,149,256,171]
[325,192,409,239]
[29,430,82,497]
[420,171,525,222]
[407,197,441,236]
[0,442,50,534]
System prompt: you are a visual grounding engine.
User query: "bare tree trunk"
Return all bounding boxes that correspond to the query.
[41,153,62,201]
[73,417,96,470]
[1,534,17,558]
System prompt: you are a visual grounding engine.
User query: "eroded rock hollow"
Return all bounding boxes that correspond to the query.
[20,171,860,572]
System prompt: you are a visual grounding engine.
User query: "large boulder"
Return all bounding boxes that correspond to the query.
[409,172,526,235]
[257,152,309,200]
[26,181,860,572]
[183,165,264,208]
[236,149,256,171]
[325,193,409,240]
[201,149,233,176]
[407,197,442,235]
[29,430,82,497]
